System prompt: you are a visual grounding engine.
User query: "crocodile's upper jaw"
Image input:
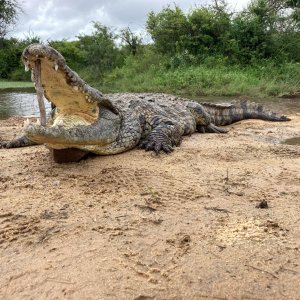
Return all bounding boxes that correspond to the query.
[22,44,119,152]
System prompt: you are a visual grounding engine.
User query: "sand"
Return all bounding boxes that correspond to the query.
[0,113,299,300]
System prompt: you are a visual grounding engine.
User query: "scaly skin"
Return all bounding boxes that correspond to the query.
[0,44,290,162]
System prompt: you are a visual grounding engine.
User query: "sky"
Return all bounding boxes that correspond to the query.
[10,0,251,41]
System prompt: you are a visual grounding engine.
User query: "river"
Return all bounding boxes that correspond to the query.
[0,89,299,120]
[0,89,51,120]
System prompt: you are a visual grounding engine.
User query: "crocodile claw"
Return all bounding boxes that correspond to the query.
[0,140,14,148]
[197,124,228,134]
[139,139,174,154]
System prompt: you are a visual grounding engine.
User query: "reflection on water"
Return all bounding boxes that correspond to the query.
[0,89,51,120]
[0,89,299,120]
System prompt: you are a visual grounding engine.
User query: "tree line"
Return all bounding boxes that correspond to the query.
[0,0,299,84]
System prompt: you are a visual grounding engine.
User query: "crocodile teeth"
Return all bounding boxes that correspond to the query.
[54,63,59,71]
[24,62,30,72]
[31,70,35,82]
[56,120,64,127]
[85,95,94,103]
[35,118,41,125]
[23,118,31,128]
[73,85,79,91]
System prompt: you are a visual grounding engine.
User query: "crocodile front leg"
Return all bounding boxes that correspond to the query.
[0,136,37,148]
[139,116,183,154]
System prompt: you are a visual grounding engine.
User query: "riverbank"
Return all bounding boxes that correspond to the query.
[0,113,299,299]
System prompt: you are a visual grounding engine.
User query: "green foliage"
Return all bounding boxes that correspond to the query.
[103,53,300,98]
[146,0,300,64]
[0,36,40,80]
[77,22,122,82]
[188,6,232,57]
[0,0,21,38]
[48,40,84,70]
[167,50,198,69]
[119,27,142,55]
[101,46,165,92]
[146,5,190,55]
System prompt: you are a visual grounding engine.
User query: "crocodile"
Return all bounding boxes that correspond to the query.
[0,44,290,163]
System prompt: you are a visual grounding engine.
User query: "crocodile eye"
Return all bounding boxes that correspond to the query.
[92,108,97,113]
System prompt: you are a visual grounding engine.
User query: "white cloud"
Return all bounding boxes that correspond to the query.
[10,0,250,41]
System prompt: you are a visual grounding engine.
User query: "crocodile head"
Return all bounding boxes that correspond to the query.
[22,44,121,162]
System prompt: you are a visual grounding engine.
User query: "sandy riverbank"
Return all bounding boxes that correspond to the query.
[0,114,299,299]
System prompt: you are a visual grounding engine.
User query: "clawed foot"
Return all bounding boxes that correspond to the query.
[139,139,174,154]
[0,136,34,148]
[0,141,9,148]
[139,138,174,154]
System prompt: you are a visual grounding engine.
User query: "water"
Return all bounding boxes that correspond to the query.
[0,89,51,120]
[0,89,299,120]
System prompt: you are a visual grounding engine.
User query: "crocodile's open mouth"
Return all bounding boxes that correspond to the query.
[22,44,118,154]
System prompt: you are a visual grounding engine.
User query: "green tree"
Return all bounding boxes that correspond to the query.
[231,0,300,62]
[187,5,231,57]
[120,27,142,55]
[48,40,84,70]
[77,22,121,81]
[146,5,190,55]
[0,36,40,80]
[0,0,21,38]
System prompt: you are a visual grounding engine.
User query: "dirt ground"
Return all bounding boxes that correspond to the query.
[0,112,299,300]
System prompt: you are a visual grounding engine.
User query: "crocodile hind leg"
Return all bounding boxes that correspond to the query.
[187,101,228,134]
[139,116,183,154]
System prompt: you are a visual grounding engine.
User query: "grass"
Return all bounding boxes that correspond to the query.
[0,81,33,89]
[1,54,299,99]
[98,53,300,99]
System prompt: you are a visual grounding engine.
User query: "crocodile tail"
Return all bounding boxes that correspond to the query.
[200,100,290,126]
